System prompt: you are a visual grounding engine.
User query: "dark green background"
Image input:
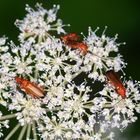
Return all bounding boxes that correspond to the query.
[0,0,139,139]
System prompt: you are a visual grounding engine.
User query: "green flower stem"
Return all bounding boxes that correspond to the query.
[63,69,83,85]
[32,121,38,140]
[4,124,20,140]
[34,68,39,80]
[18,125,27,140]
[0,113,16,121]
[26,124,31,140]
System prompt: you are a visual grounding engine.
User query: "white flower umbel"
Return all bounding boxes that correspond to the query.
[15,3,68,43]
[0,2,140,140]
[99,80,140,130]
[0,37,82,84]
[9,93,46,126]
[37,83,113,140]
[83,27,126,81]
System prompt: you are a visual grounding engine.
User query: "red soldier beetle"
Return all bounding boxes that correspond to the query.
[105,70,126,99]
[61,33,88,55]
[15,77,45,98]
[61,33,80,45]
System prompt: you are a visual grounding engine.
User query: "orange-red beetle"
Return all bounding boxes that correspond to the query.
[105,70,126,99]
[15,77,44,98]
[61,33,88,55]
[61,33,80,44]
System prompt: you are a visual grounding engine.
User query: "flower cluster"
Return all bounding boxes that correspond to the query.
[0,3,140,140]
[15,3,68,42]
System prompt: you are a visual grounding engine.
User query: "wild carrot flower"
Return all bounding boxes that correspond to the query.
[82,27,126,81]
[0,2,139,140]
[99,80,140,130]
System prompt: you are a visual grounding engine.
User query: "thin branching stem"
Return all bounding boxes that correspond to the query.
[18,125,27,140]
[32,121,38,140]
[63,69,83,85]
[26,124,31,140]
[4,124,20,140]
[0,113,16,121]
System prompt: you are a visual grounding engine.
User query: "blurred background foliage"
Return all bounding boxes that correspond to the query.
[0,0,139,139]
